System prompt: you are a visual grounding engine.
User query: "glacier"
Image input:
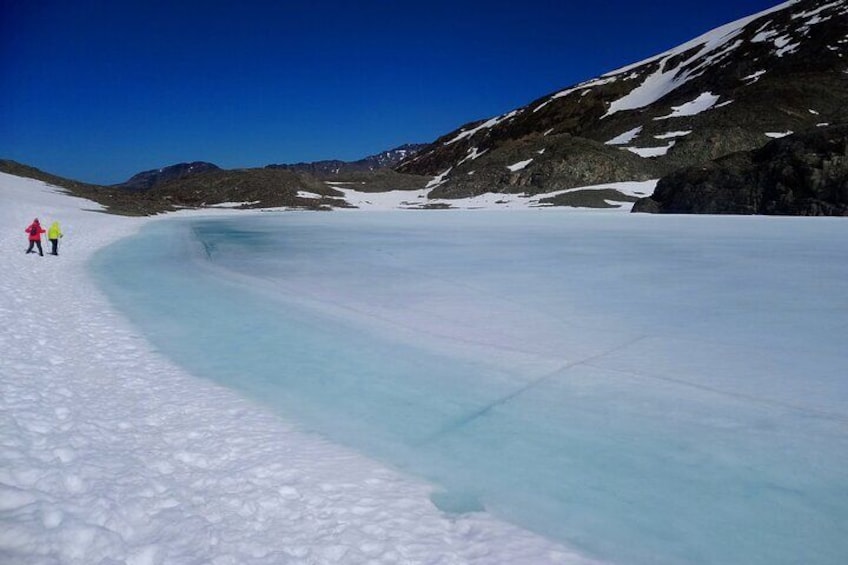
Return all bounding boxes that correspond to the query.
[92,210,848,565]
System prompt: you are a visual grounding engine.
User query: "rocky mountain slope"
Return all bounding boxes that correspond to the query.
[6,1,847,215]
[267,144,427,176]
[0,159,346,214]
[110,145,427,192]
[115,162,221,191]
[397,0,848,208]
[633,123,848,214]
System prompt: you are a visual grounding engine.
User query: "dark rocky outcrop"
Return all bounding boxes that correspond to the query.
[313,169,430,193]
[115,162,221,191]
[426,133,667,200]
[633,124,848,215]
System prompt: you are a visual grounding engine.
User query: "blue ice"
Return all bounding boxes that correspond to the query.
[92,211,848,564]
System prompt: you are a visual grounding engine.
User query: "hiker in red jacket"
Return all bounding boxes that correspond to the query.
[25,218,46,256]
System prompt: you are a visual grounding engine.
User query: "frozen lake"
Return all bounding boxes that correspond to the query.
[92,211,848,564]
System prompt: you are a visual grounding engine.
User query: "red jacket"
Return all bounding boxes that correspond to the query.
[25,222,46,241]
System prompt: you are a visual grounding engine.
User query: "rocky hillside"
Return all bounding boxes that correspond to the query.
[0,159,151,215]
[115,162,221,191]
[0,160,350,215]
[633,123,848,215]
[103,144,426,195]
[267,144,427,176]
[139,168,351,211]
[7,1,847,215]
[398,0,848,207]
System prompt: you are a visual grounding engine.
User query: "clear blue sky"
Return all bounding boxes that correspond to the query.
[1,0,781,184]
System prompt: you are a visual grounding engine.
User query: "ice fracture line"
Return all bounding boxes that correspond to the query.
[418,334,649,446]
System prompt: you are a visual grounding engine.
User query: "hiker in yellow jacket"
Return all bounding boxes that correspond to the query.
[47,221,63,256]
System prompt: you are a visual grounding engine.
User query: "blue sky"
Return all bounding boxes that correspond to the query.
[1,0,782,184]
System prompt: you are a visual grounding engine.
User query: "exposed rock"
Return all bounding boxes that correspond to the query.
[115,162,221,191]
[427,134,666,199]
[267,144,427,176]
[146,168,348,210]
[315,169,430,193]
[398,0,848,204]
[538,189,639,209]
[633,124,848,215]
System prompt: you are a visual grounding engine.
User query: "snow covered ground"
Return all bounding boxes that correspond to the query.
[3,171,848,565]
[331,180,656,210]
[0,173,591,564]
[89,208,848,565]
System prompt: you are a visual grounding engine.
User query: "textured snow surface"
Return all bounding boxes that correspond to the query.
[4,170,848,565]
[93,204,848,565]
[0,173,591,565]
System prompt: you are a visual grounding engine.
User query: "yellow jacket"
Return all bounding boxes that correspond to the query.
[48,222,63,240]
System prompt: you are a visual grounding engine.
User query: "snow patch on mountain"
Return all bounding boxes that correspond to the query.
[457,147,489,166]
[605,126,643,145]
[533,179,659,202]
[332,179,658,211]
[602,0,802,117]
[533,76,618,113]
[445,110,522,145]
[750,1,844,58]
[210,200,261,208]
[426,168,453,189]
[743,69,768,83]
[507,159,534,172]
[794,0,844,23]
[774,35,802,56]
[627,141,676,158]
[654,92,721,120]
[654,130,692,140]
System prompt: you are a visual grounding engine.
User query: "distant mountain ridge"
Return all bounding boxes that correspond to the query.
[115,162,221,191]
[0,142,431,214]
[397,0,848,209]
[109,145,427,192]
[6,1,848,215]
[266,144,427,177]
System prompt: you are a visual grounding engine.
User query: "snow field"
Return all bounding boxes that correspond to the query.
[0,173,591,564]
[93,207,848,565]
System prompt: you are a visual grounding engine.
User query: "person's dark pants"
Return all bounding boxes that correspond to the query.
[26,240,43,256]
[50,238,59,255]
